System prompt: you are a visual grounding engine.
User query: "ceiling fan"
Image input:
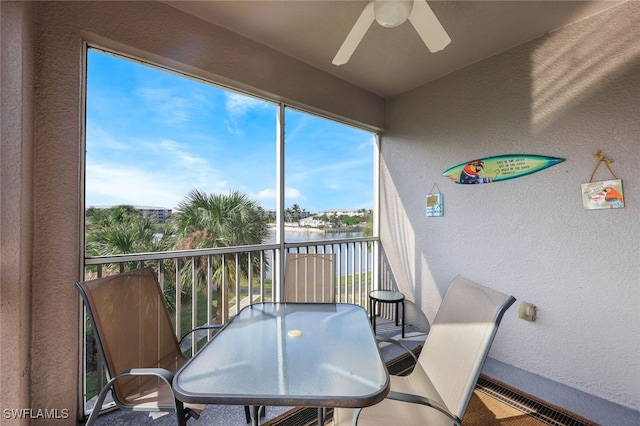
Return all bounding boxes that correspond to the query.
[332,0,451,66]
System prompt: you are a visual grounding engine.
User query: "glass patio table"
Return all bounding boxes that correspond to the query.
[173,302,390,426]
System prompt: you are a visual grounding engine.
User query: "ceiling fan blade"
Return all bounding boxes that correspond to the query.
[408,0,451,53]
[332,2,375,66]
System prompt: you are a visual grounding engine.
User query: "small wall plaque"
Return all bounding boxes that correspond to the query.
[582,179,624,210]
[426,184,443,217]
[582,151,624,210]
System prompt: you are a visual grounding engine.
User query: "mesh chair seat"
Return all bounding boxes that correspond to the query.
[77,267,219,425]
[333,275,516,426]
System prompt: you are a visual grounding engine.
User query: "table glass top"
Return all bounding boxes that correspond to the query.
[173,303,389,408]
[369,290,405,302]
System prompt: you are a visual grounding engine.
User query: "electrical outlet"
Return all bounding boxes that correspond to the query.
[519,302,537,322]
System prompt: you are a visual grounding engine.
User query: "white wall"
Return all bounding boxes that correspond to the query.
[381,0,640,419]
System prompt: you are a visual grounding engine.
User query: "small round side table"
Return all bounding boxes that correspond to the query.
[369,290,405,338]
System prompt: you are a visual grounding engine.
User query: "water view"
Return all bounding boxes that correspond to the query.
[264,228,370,280]
[268,227,364,244]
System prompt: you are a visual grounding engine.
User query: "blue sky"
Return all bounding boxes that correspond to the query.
[85,49,374,213]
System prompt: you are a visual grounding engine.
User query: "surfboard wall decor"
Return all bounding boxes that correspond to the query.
[443,155,565,184]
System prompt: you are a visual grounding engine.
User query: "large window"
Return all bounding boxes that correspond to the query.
[82,47,377,414]
[85,48,375,252]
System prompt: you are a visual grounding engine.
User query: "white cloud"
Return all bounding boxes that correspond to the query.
[286,188,303,199]
[288,157,371,184]
[86,159,233,210]
[224,92,270,118]
[224,119,242,135]
[135,87,207,125]
[255,188,276,201]
[223,93,271,135]
[157,139,207,165]
[358,134,376,150]
[86,123,130,151]
[254,187,304,203]
[86,135,231,209]
[86,163,182,208]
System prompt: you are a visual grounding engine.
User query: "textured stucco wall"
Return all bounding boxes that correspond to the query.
[29,0,84,418]
[1,1,35,421]
[382,0,640,418]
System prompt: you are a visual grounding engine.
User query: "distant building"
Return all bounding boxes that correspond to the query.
[137,206,172,223]
[299,216,326,227]
[318,209,363,217]
[88,205,172,223]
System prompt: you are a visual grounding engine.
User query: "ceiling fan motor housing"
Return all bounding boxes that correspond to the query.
[374,0,414,28]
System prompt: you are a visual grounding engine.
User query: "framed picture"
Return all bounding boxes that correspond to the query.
[581,179,624,210]
[426,193,443,217]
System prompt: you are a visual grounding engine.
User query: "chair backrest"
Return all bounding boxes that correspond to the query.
[284,253,336,303]
[76,267,187,405]
[418,276,515,420]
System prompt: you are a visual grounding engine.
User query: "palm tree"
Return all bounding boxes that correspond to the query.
[85,205,168,257]
[85,205,176,311]
[285,207,293,222]
[290,204,302,222]
[169,189,270,322]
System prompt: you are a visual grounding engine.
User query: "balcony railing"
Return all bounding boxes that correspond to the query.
[81,236,379,413]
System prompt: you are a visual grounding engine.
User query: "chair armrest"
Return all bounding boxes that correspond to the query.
[129,367,174,382]
[178,323,223,347]
[375,336,419,365]
[350,391,461,426]
[86,368,175,426]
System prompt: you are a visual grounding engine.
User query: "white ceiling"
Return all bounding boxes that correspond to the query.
[165,1,621,99]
